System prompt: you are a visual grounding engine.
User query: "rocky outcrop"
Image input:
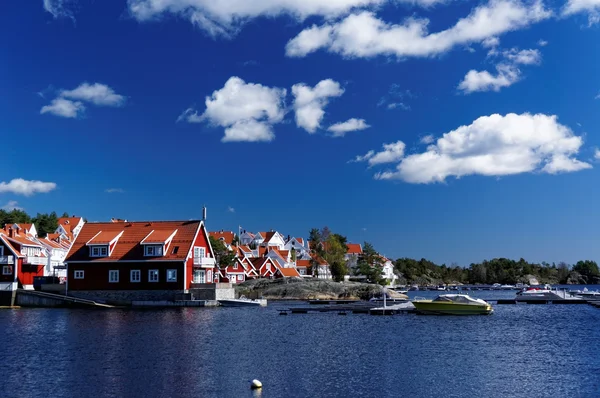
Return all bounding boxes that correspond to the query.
[235,278,383,300]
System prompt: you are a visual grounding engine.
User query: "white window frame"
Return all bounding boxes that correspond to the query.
[148,269,159,283]
[233,262,238,270]
[166,269,177,282]
[145,245,163,257]
[193,246,206,258]
[130,269,141,283]
[2,265,13,275]
[108,270,119,283]
[90,246,108,257]
[237,274,243,281]
[74,270,84,279]
[0,247,4,255]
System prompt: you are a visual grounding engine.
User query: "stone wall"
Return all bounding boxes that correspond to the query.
[69,290,179,305]
[189,284,235,300]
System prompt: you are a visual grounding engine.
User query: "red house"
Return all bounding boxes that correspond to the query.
[64,220,216,302]
[0,225,46,290]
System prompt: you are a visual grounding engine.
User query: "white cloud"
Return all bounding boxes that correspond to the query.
[459,48,540,93]
[327,118,370,137]
[40,98,85,118]
[228,206,235,213]
[41,82,125,118]
[179,77,287,143]
[387,102,410,110]
[2,201,23,211]
[105,188,125,193]
[503,48,541,64]
[127,0,391,37]
[352,140,406,166]
[285,0,551,58]
[563,0,600,17]
[537,39,548,46]
[292,79,344,133]
[420,134,435,144]
[61,83,126,107]
[458,64,519,93]
[595,148,600,160]
[43,0,76,20]
[0,179,58,196]
[482,36,500,48]
[372,113,590,183]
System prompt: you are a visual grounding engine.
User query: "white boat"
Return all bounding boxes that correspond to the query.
[569,287,600,298]
[500,284,516,290]
[218,296,266,307]
[515,287,582,302]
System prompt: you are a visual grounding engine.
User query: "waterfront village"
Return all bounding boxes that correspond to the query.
[0,215,400,307]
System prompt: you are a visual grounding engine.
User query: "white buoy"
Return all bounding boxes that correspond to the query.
[251,379,263,390]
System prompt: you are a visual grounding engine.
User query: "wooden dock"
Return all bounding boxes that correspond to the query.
[495,299,589,305]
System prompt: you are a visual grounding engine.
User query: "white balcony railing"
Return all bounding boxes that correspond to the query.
[193,257,216,267]
[0,255,14,264]
[24,256,46,265]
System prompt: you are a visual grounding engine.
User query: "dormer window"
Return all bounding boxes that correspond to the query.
[90,246,108,257]
[145,245,164,257]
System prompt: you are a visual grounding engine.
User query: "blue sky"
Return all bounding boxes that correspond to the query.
[2,0,600,265]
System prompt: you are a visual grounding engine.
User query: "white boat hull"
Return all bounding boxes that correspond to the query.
[218,299,266,307]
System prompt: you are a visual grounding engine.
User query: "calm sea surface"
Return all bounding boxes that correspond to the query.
[1,287,600,398]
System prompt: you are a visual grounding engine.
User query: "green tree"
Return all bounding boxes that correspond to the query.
[573,260,599,280]
[557,262,570,284]
[308,228,323,277]
[209,236,236,271]
[357,241,384,284]
[323,234,348,281]
[32,211,59,237]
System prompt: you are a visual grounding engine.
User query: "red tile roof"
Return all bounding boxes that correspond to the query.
[66,220,203,262]
[296,238,304,245]
[263,231,276,242]
[346,243,362,255]
[141,229,177,244]
[296,259,311,267]
[0,235,24,257]
[58,217,83,227]
[209,231,235,245]
[87,230,123,245]
[278,267,301,277]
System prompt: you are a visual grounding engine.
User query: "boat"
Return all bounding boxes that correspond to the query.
[500,284,516,290]
[568,287,600,298]
[369,290,409,303]
[515,287,582,302]
[218,295,265,307]
[412,294,494,315]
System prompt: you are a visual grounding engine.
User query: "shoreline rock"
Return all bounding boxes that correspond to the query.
[235,278,383,300]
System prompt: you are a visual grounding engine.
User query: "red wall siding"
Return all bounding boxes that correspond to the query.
[185,225,215,289]
[67,261,185,291]
[18,260,44,285]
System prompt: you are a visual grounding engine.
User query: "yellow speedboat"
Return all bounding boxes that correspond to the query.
[412,294,493,315]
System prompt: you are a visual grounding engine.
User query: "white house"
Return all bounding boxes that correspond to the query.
[36,236,70,278]
[284,237,310,258]
[381,257,398,285]
[56,216,85,241]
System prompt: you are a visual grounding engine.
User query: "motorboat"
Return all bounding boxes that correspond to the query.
[369,290,409,303]
[500,284,516,290]
[218,295,265,307]
[568,287,600,298]
[515,287,582,302]
[412,294,494,315]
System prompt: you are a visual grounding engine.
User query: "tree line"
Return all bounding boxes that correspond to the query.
[394,257,600,285]
[0,209,72,237]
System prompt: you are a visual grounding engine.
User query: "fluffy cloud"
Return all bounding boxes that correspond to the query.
[370,113,590,183]
[61,83,126,106]
[563,0,600,16]
[352,141,406,166]
[43,0,76,20]
[286,0,551,58]
[292,79,344,133]
[327,118,370,137]
[40,98,85,118]
[420,134,435,144]
[0,179,58,196]
[127,0,388,37]
[228,206,235,213]
[105,188,125,193]
[178,77,287,143]
[41,82,125,118]
[2,201,23,211]
[458,48,541,93]
[595,148,600,160]
[459,64,519,93]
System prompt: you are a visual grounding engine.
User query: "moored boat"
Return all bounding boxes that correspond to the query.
[412,294,494,315]
[515,287,582,302]
[218,296,266,307]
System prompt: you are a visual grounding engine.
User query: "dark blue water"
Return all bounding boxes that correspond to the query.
[1,292,600,398]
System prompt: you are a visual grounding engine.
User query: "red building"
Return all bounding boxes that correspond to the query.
[64,220,216,302]
[0,225,46,290]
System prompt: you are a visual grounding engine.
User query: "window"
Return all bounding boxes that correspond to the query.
[237,274,243,281]
[148,269,159,282]
[166,269,177,282]
[145,245,163,256]
[130,270,141,283]
[266,263,271,271]
[233,262,238,270]
[109,270,119,283]
[193,247,206,258]
[207,270,212,282]
[74,270,84,279]
[2,266,13,275]
[90,246,108,257]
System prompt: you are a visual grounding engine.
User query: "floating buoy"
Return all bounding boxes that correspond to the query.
[251,379,263,389]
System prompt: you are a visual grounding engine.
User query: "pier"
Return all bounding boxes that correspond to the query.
[279,301,415,315]
[16,290,115,308]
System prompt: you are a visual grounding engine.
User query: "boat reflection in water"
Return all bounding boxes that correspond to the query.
[412,294,494,315]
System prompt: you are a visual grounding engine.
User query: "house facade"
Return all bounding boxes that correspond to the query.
[0,225,46,290]
[56,216,85,241]
[64,220,216,303]
[37,236,70,279]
